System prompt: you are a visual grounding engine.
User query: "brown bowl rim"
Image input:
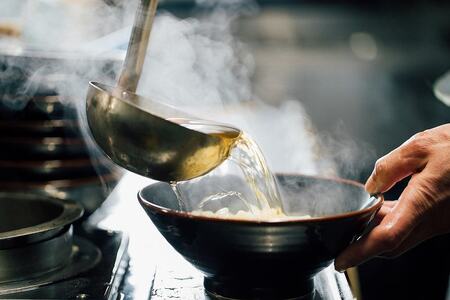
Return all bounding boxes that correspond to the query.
[138,173,384,225]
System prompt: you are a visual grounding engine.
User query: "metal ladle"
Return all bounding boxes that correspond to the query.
[86,0,241,182]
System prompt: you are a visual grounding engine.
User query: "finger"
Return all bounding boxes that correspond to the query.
[365,134,429,194]
[379,172,448,258]
[372,202,394,224]
[382,200,397,208]
[365,204,393,235]
[335,182,424,271]
[362,201,396,234]
[378,220,434,258]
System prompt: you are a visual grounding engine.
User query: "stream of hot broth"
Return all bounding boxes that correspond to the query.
[169,122,296,219]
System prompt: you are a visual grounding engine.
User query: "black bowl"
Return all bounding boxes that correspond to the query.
[138,174,383,300]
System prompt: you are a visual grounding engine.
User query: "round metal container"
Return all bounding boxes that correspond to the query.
[0,137,89,159]
[0,172,120,215]
[0,119,80,137]
[0,193,83,283]
[0,158,114,181]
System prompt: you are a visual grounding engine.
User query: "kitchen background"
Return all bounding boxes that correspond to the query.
[0,0,449,299]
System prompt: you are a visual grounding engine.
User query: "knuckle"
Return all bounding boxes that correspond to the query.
[401,131,432,159]
[376,226,401,251]
[374,158,388,178]
[409,179,437,211]
[430,124,450,141]
[443,126,450,140]
[413,130,431,140]
[408,132,430,149]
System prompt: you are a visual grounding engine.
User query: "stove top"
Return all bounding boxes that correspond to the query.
[0,227,129,300]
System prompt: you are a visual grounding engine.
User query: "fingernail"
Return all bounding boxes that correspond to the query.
[334,260,347,273]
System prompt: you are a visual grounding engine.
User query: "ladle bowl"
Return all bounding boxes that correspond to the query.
[86,82,241,182]
[86,0,242,182]
[138,174,383,299]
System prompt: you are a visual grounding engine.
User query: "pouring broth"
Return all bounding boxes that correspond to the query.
[169,120,298,220]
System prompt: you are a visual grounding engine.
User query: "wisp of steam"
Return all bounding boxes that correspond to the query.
[0,2,375,296]
[0,0,371,215]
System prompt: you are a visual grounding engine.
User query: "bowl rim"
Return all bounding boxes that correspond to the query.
[138,173,384,225]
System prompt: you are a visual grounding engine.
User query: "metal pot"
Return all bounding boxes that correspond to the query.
[0,193,83,283]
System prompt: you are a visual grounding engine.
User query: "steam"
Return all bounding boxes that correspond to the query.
[136,7,332,176]
[137,12,254,111]
[0,0,136,195]
[0,0,132,109]
[21,0,135,52]
[318,122,376,181]
[0,0,372,210]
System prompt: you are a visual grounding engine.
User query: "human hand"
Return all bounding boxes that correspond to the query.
[335,124,450,272]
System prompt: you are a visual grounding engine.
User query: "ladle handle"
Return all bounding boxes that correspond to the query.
[117,0,158,93]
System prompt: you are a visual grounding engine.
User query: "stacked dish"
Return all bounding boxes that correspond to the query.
[0,90,120,215]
